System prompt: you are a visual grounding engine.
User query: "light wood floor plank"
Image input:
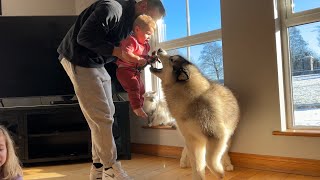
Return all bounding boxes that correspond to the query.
[23,154,320,180]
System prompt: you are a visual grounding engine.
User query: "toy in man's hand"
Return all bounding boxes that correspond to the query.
[137,51,161,71]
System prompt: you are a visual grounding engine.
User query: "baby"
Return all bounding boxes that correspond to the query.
[116,15,156,118]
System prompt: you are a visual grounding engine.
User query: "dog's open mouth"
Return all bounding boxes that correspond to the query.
[150,64,162,72]
[149,56,163,72]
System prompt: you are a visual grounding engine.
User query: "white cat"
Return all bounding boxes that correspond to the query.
[143,91,175,127]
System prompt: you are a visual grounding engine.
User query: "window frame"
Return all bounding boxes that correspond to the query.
[286,0,320,19]
[280,0,320,130]
[156,30,222,52]
[147,0,223,98]
[150,29,222,98]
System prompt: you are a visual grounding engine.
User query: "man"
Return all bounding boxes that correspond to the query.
[57,0,165,179]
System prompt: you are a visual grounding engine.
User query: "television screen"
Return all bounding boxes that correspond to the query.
[0,16,77,98]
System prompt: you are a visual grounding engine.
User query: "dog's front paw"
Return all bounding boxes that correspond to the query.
[224,164,234,171]
[180,162,188,168]
[215,165,225,179]
[180,157,190,168]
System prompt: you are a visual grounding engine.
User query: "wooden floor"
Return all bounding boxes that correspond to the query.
[23,154,320,180]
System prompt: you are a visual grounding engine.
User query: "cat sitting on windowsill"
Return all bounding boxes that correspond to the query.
[143,91,176,128]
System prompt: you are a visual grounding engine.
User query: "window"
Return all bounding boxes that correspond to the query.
[291,0,320,13]
[167,41,224,82]
[160,0,187,41]
[190,41,224,81]
[148,0,223,100]
[160,0,221,42]
[281,0,320,129]
[189,0,221,35]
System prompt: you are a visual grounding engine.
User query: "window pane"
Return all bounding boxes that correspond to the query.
[190,41,224,82]
[288,22,320,127]
[167,41,224,82]
[161,0,187,41]
[160,44,224,98]
[292,0,320,13]
[189,0,221,35]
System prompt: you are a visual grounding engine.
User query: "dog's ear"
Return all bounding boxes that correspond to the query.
[176,68,189,81]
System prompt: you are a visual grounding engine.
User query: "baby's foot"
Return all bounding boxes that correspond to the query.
[134,108,148,119]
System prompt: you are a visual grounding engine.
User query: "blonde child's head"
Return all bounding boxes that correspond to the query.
[0,125,22,179]
[134,14,157,32]
[133,14,157,44]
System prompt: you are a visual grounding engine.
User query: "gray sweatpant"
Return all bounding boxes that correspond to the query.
[61,58,117,167]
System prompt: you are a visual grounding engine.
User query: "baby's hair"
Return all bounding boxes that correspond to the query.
[134,14,157,32]
[0,125,23,180]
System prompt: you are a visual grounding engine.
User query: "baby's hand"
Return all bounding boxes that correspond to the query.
[133,108,148,119]
[137,56,147,66]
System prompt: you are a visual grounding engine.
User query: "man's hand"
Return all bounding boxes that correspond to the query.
[112,47,122,59]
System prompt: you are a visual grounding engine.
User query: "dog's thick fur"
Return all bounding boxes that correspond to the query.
[143,91,175,127]
[150,49,240,180]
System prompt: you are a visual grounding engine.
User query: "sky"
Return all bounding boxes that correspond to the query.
[161,0,221,41]
[296,22,320,57]
[160,0,320,60]
[160,0,221,64]
[293,1,320,57]
[293,0,320,13]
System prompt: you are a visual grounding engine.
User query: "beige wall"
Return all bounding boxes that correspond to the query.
[221,0,320,160]
[131,0,320,160]
[1,0,76,16]
[1,0,96,16]
[75,0,96,15]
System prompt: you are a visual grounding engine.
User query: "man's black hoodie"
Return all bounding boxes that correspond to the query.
[57,0,136,68]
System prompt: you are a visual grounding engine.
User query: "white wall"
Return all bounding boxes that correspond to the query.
[1,0,76,16]
[131,0,320,160]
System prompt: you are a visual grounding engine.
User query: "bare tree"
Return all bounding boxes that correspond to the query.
[288,27,313,73]
[198,42,223,80]
[316,25,320,48]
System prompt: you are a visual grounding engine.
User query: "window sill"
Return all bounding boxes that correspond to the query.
[272,130,320,137]
[142,125,176,130]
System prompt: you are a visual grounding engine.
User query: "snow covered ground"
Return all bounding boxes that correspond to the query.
[292,73,320,126]
[294,108,320,126]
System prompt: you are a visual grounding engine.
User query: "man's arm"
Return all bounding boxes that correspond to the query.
[77,1,122,58]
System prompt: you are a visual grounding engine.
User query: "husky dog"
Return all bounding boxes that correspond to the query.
[143,91,175,127]
[149,49,240,180]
